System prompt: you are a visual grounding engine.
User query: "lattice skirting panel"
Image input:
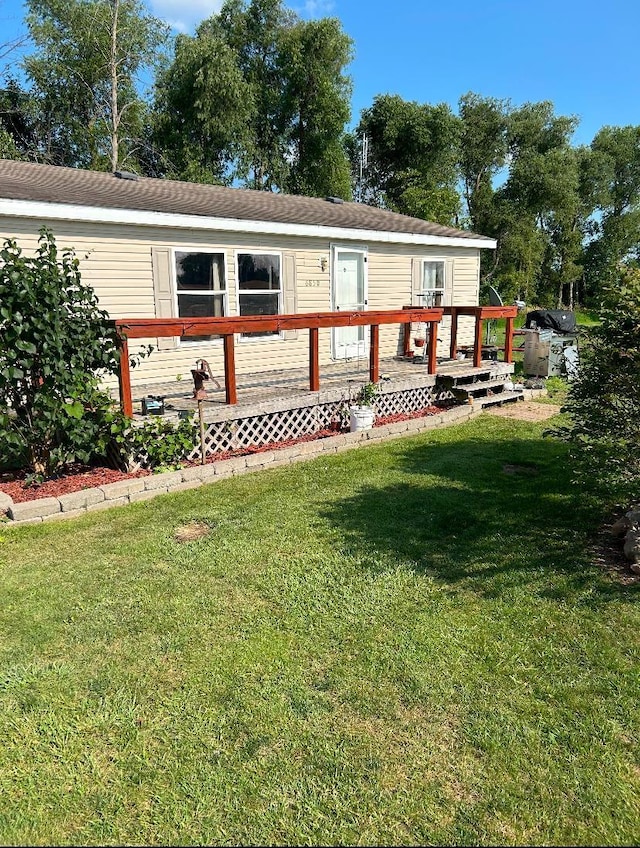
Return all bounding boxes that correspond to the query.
[125,384,453,470]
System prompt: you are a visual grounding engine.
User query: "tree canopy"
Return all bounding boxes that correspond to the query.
[153,0,353,197]
[23,0,167,170]
[0,0,639,305]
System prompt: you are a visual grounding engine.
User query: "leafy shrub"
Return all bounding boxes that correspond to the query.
[552,267,640,501]
[354,381,378,406]
[0,230,124,477]
[114,415,198,471]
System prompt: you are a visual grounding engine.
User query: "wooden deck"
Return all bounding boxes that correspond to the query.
[119,355,515,423]
[112,305,517,416]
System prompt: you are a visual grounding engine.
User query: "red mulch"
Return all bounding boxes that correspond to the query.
[0,466,151,504]
[0,406,443,504]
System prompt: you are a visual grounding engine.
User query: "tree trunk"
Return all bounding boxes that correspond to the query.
[110,0,120,173]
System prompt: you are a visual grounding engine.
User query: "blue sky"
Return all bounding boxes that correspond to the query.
[1,0,638,146]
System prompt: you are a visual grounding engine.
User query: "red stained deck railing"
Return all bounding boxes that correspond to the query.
[113,308,443,417]
[402,305,518,368]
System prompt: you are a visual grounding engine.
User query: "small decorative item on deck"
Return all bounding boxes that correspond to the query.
[141,395,165,415]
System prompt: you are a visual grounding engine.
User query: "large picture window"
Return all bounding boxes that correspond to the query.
[237,252,281,338]
[174,250,226,341]
[421,260,446,307]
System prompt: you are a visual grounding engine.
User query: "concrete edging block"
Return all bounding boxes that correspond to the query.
[130,488,167,503]
[58,488,105,512]
[87,496,130,512]
[9,497,61,522]
[145,471,183,491]
[100,479,146,500]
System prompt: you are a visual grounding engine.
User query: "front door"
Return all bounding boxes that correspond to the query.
[331,247,368,359]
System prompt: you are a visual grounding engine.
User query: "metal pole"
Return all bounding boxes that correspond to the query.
[198,398,206,465]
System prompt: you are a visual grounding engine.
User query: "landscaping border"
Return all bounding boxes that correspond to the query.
[2,404,481,525]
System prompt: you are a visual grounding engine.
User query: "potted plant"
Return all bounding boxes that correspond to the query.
[349,381,378,432]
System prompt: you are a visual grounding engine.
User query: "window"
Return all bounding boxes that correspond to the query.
[421,260,446,307]
[174,251,226,342]
[237,252,281,338]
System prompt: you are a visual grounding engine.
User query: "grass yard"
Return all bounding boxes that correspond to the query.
[0,415,638,845]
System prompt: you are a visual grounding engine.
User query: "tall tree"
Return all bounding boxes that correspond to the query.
[154,0,353,196]
[0,79,39,160]
[458,92,509,233]
[278,16,352,198]
[355,94,460,225]
[490,101,579,304]
[25,0,167,170]
[583,125,640,298]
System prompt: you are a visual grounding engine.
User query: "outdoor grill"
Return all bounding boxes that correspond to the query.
[522,309,579,378]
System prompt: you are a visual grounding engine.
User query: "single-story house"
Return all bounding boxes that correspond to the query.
[0,160,496,390]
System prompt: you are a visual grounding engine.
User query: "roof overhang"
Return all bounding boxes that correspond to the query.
[0,198,498,250]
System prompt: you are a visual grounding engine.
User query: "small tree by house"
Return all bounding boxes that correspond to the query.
[0,229,124,477]
[554,266,640,502]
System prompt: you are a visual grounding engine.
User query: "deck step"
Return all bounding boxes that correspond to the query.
[476,390,524,409]
[436,371,510,390]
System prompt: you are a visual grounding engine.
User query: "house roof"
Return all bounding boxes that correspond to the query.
[0,159,495,247]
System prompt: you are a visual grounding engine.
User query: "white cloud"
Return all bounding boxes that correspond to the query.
[149,0,337,34]
[298,0,335,17]
[149,0,224,33]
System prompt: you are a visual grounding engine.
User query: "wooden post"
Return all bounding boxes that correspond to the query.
[117,336,133,417]
[309,327,320,391]
[369,324,380,383]
[402,320,411,356]
[505,315,515,363]
[474,313,483,368]
[449,307,458,360]
[223,333,237,405]
[428,321,438,374]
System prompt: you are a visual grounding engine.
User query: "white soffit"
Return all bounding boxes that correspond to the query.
[0,199,497,250]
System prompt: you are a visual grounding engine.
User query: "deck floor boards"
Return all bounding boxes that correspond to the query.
[114,356,513,421]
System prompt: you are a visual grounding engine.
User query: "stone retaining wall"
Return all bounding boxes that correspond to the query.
[2,404,481,526]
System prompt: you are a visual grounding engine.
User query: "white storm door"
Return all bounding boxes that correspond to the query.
[332,247,368,359]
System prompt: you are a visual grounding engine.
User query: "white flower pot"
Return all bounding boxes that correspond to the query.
[350,405,375,432]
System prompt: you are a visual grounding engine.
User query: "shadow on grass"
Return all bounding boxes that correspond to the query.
[322,432,636,607]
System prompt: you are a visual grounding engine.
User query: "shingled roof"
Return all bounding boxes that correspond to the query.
[0,159,492,243]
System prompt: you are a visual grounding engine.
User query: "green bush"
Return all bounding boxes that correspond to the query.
[115,415,198,471]
[0,230,123,477]
[552,267,640,501]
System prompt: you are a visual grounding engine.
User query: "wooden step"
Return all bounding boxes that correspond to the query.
[476,390,524,409]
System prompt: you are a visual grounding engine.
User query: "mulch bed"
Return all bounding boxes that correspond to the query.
[0,466,152,504]
[0,406,442,504]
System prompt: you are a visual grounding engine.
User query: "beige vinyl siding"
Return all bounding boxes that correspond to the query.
[367,244,480,359]
[0,216,481,389]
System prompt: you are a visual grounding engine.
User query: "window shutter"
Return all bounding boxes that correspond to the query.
[411,257,423,305]
[282,251,298,340]
[445,259,454,306]
[151,246,177,350]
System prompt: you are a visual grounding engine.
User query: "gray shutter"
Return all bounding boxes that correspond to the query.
[282,251,298,340]
[411,257,423,305]
[151,246,177,350]
[445,258,454,307]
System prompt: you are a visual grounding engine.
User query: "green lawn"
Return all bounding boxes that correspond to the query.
[1,415,638,846]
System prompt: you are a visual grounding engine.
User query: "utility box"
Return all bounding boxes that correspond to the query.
[523,330,578,377]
